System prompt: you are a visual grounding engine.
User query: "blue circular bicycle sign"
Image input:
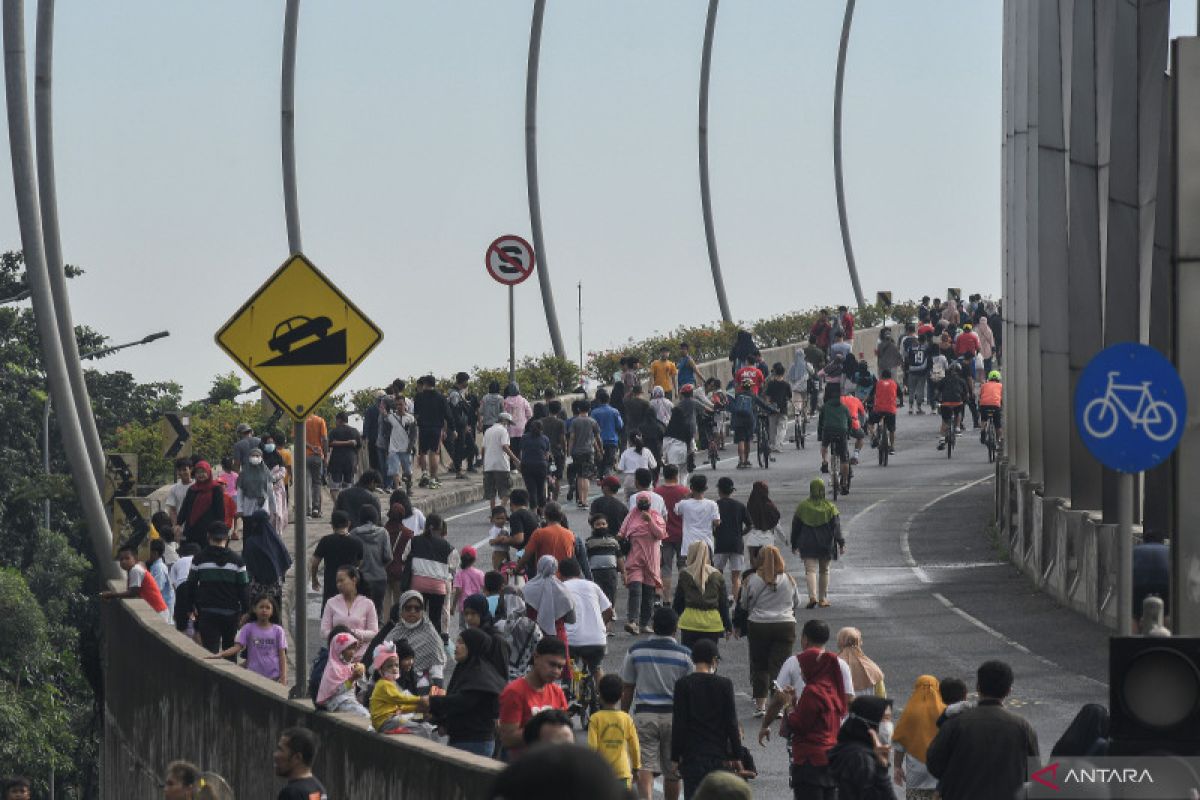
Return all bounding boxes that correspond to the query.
[1074,342,1187,473]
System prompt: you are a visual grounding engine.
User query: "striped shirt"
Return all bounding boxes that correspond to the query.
[620,635,694,713]
[185,545,249,616]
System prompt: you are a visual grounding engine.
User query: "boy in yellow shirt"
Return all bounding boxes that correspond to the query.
[588,674,641,788]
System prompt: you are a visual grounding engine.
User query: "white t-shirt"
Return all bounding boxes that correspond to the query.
[166,481,190,518]
[775,651,856,700]
[489,525,510,553]
[481,423,512,472]
[169,555,194,589]
[674,497,720,553]
[617,447,657,475]
[404,510,426,536]
[627,492,668,518]
[127,562,148,590]
[563,578,611,647]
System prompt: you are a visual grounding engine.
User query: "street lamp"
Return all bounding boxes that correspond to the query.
[43,330,171,529]
[0,287,31,304]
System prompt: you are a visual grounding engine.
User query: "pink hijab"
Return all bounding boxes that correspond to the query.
[317,632,358,705]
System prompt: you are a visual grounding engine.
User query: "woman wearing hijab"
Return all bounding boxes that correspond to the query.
[495,590,542,679]
[176,461,228,548]
[837,628,886,698]
[891,675,946,799]
[522,555,576,650]
[503,382,534,455]
[786,649,848,800]
[234,447,276,519]
[1050,703,1109,758]
[618,491,668,635]
[383,494,416,620]
[241,509,292,623]
[419,627,507,757]
[744,481,782,565]
[463,592,510,675]
[791,479,845,609]
[828,696,895,800]
[739,546,802,717]
[941,298,960,327]
[673,541,731,649]
[649,386,673,427]
[375,590,447,690]
[316,631,369,718]
[259,433,289,533]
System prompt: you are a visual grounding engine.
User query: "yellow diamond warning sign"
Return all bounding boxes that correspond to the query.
[215,254,383,420]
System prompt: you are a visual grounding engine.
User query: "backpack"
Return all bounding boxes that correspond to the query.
[824,358,844,380]
[308,645,330,705]
[732,392,755,421]
[931,359,946,381]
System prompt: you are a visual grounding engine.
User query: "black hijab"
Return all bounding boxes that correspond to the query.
[1051,704,1109,757]
[838,696,893,746]
[447,628,506,697]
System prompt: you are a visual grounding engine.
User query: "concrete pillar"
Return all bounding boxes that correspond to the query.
[1066,0,1106,511]
[1172,37,1200,635]
[1102,0,1168,522]
[1012,0,1031,475]
[1026,0,1045,487]
[1003,0,1017,470]
[1038,0,1070,499]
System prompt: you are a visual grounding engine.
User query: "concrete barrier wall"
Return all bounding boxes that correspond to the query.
[995,458,1125,629]
[102,593,501,798]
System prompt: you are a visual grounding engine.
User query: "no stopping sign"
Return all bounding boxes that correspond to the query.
[485,235,536,286]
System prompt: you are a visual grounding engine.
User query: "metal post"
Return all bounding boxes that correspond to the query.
[577,280,583,383]
[291,420,307,696]
[509,284,516,386]
[1118,472,1134,635]
[34,0,104,488]
[833,0,866,310]
[3,0,119,580]
[524,0,566,359]
[43,394,50,529]
[281,0,302,255]
[698,0,732,324]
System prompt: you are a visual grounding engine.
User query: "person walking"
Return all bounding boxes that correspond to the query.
[303,413,329,518]
[671,639,743,800]
[519,419,552,515]
[925,660,1040,800]
[791,479,845,609]
[568,400,604,508]
[175,461,228,549]
[503,382,534,456]
[401,514,455,636]
[828,696,895,800]
[350,504,392,619]
[184,522,250,655]
[837,627,886,698]
[891,675,946,800]
[783,648,848,800]
[673,542,731,650]
[739,545,802,717]
[744,481,781,565]
[619,491,668,635]
[523,554,577,649]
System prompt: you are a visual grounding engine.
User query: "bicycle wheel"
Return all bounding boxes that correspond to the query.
[578,672,597,730]
[946,427,955,459]
[757,423,770,469]
[799,415,807,449]
[1082,397,1118,439]
[878,434,888,466]
[1144,401,1179,442]
[795,414,802,449]
[830,453,840,500]
[985,424,996,462]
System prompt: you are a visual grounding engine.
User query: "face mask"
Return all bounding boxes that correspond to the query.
[263,443,276,453]
[249,456,262,466]
[877,720,894,745]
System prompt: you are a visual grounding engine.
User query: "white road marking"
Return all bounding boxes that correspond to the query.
[899,474,994,584]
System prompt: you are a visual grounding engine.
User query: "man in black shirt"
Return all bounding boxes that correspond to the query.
[309,510,363,610]
[274,727,328,800]
[413,375,448,489]
[671,639,742,799]
[589,476,629,534]
[326,411,362,506]
[333,470,382,519]
[713,476,751,599]
[507,490,541,578]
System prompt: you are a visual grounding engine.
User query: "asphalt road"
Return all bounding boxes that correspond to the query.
[286,410,1110,797]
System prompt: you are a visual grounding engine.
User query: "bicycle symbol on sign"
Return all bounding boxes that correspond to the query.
[1081,371,1179,442]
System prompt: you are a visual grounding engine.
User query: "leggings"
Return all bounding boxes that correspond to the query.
[627,581,656,627]
[519,463,548,510]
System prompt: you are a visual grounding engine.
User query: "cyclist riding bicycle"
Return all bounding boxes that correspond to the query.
[730,377,779,469]
[867,368,900,455]
[839,391,868,466]
[819,385,852,493]
[936,362,969,451]
[979,370,1003,444]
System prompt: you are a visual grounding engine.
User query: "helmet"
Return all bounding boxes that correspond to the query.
[963,323,973,331]
[680,383,695,394]
[987,370,1001,381]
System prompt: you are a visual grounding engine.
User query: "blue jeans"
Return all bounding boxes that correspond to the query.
[451,739,494,758]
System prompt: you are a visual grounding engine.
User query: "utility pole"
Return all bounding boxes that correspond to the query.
[699,0,733,323]
[833,0,866,309]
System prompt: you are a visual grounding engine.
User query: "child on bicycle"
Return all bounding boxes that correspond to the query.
[979,370,1003,444]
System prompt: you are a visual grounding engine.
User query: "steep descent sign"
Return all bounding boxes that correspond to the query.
[215,254,383,419]
[485,235,536,286]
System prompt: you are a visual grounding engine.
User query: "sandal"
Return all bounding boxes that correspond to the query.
[818,600,831,608]
[806,600,818,609]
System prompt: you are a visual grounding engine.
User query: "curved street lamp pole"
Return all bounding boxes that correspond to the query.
[833,0,866,309]
[699,0,733,324]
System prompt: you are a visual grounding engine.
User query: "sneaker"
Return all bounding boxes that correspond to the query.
[418,474,431,488]
[840,481,850,495]
[820,462,829,474]
[937,440,946,451]
[818,600,831,608]
[455,472,466,480]
[908,407,914,415]
[640,625,653,635]
[850,454,860,465]
[753,707,766,718]
[624,622,639,635]
[428,479,441,489]
[888,447,896,455]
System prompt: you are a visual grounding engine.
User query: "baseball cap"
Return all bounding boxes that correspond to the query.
[498,412,514,424]
[680,383,695,394]
[235,422,252,434]
[599,475,622,491]
[461,545,477,560]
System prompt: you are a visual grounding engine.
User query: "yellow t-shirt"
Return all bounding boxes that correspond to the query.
[370,678,420,731]
[587,708,641,784]
[650,359,678,392]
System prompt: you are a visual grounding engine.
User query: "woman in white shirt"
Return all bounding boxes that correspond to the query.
[617,433,658,496]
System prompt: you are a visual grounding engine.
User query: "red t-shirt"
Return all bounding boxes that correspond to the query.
[499,676,567,755]
[735,366,764,395]
[655,483,691,545]
[840,395,866,431]
[954,332,980,357]
[127,563,168,613]
[872,380,898,414]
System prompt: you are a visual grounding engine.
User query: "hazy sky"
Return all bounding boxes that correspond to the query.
[0,1,1196,400]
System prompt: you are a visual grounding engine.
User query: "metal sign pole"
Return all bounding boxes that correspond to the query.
[292,419,307,697]
[509,284,516,386]
[1118,471,1133,636]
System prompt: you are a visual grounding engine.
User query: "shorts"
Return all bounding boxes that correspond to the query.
[571,452,597,480]
[386,451,412,478]
[417,427,442,454]
[327,470,353,490]
[867,411,896,432]
[572,644,607,672]
[980,405,1003,427]
[940,403,964,423]
[713,552,746,572]
[821,433,849,460]
[660,541,683,574]
[634,711,680,779]
[483,470,513,500]
[732,423,753,444]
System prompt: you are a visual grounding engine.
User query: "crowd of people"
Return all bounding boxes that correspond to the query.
[68,295,1131,800]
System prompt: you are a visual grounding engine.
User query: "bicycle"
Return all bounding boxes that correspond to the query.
[1082,370,1178,442]
[794,398,808,450]
[945,406,961,459]
[756,412,772,469]
[980,413,997,462]
[873,426,889,467]
[829,442,843,501]
[563,654,599,730]
[700,412,720,470]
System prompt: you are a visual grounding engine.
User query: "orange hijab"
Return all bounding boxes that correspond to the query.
[892,674,946,764]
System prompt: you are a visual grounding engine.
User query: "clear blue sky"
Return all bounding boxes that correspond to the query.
[0,1,1195,400]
